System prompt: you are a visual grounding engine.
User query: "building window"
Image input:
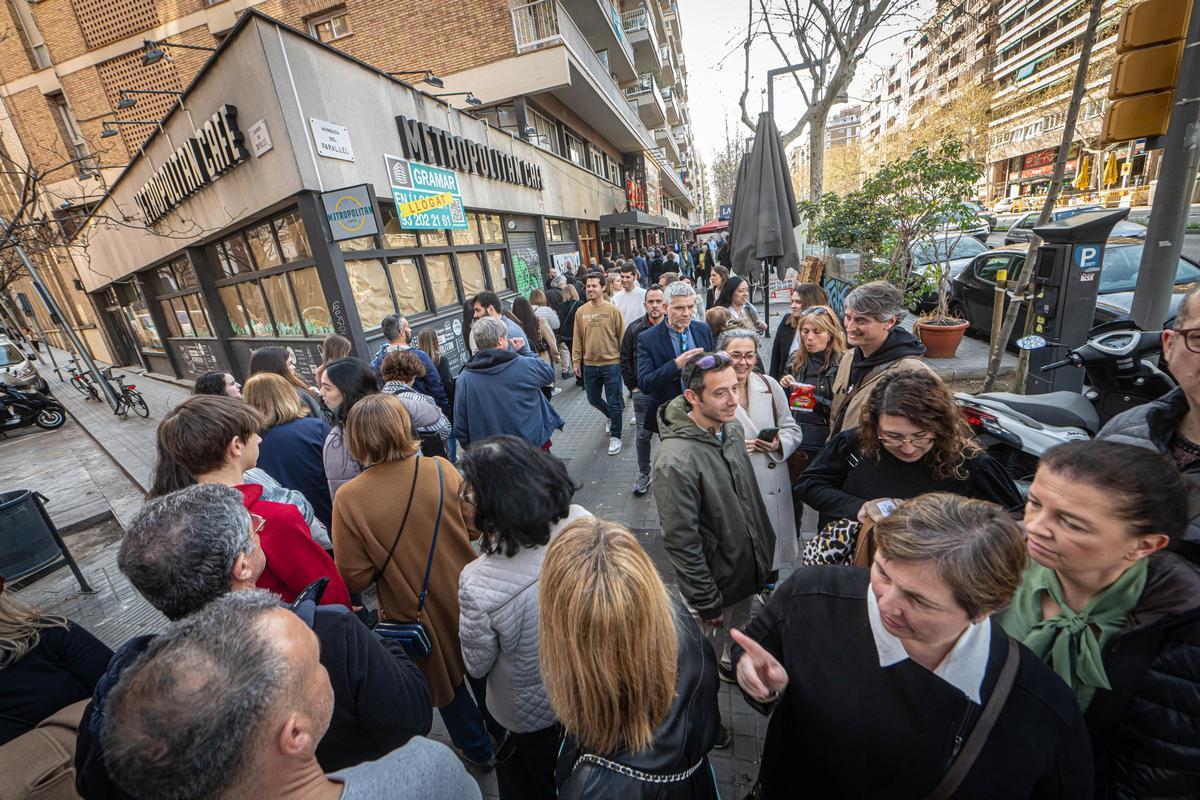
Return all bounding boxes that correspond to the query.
[47,93,91,175]
[151,258,212,340]
[545,218,571,242]
[426,254,457,308]
[211,208,330,338]
[309,8,352,42]
[387,258,429,316]
[346,259,397,328]
[527,107,559,155]
[457,252,487,298]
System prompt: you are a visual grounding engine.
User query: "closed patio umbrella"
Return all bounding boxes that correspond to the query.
[728,112,801,332]
[1073,155,1090,191]
[1103,152,1119,188]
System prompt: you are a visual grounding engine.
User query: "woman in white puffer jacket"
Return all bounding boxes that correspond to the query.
[457,435,590,799]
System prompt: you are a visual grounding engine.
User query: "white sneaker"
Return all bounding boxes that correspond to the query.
[551,386,562,396]
[607,437,622,455]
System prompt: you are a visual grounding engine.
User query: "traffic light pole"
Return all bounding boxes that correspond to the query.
[1130,0,1200,329]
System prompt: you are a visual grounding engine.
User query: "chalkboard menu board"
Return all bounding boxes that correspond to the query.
[231,341,324,385]
[172,340,220,379]
[420,316,469,377]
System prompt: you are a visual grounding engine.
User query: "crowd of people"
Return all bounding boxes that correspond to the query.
[2,246,1199,800]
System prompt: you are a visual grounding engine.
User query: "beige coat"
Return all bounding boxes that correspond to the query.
[332,455,479,707]
[734,373,803,568]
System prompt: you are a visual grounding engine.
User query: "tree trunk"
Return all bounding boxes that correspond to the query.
[808,116,827,200]
[982,0,1104,392]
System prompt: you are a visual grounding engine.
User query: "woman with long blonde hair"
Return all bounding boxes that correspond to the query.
[777,305,847,452]
[539,517,720,799]
[0,583,112,745]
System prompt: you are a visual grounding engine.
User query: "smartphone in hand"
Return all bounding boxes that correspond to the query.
[756,427,780,443]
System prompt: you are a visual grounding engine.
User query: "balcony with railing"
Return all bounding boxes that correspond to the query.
[622,5,664,73]
[560,0,637,81]
[654,125,682,165]
[661,86,680,124]
[625,71,666,127]
[510,0,657,153]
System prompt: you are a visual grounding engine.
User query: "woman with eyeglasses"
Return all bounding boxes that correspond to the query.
[776,304,846,454]
[718,329,803,574]
[795,370,1021,565]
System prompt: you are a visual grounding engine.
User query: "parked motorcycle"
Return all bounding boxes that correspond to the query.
[955,321,1174,483]
[0,381,67,432]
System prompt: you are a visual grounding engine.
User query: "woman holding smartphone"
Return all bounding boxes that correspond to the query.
[719,329,803,576]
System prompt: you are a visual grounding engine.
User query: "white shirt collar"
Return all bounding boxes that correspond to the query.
[866,586,991,704]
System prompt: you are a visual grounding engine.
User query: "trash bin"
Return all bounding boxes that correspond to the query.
[0,490,92,591]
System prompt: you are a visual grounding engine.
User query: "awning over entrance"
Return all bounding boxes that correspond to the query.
[693,218,728,234]
[599,209,669,230]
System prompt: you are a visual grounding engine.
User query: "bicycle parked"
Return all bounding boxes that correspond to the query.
[101,366,149,418]
[66,357,100,402]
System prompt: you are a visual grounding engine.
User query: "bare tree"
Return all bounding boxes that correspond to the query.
[710,116,748,209]
[737,0,921,199]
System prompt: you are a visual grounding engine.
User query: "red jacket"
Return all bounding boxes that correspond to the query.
[236,484,351,608]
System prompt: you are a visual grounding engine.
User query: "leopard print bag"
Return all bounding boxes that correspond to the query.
[801,518,862,567]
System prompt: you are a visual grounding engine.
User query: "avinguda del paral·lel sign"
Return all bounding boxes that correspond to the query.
[134,105,250,225]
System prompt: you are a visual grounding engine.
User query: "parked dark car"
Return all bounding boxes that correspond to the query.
[909,233,992,313]
[948,239,1200,341]
[964,201,997,233]
[1002,205,1146,245]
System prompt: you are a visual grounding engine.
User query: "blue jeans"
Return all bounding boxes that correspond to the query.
[583,364,623,438]
[440,682,494,764]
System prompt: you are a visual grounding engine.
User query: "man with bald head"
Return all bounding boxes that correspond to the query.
[102,590,479,800]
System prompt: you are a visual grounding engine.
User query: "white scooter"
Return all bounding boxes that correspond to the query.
[955,322,1174,484]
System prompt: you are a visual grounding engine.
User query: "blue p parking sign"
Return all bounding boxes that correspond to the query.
[1072,243,1103,272]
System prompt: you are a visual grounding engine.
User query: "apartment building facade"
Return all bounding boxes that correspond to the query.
[789,105,862,200]
[0,0,700,372]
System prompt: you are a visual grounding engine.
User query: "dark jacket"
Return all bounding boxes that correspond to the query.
[75,607,433,798]
[649,255,666,283]
[556,601,719,799]
[0,621,111,747]
[634,255,650,284]
[558,300,584,347]
[1098,387,1200,555]
[453,348,564,447]
[370,343,451,416]
[620,314,655,392]
[651,396,775,618]
[767,317,798,380]
[789,354,840,453]
[734,567,1093,799]
[1083,552,1200,799]
[635,320,715,434]
[795,429,1023,531]
[257,416,334,530]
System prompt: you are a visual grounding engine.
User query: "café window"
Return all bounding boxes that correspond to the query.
[211,209,331,338]
[545,218,571,242]
[309,8,352,42]
[151,258,212,339]
[124,296,163,352]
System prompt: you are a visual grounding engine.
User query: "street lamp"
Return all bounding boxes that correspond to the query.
[388,70,445,88]
[116,88,196,129]
[433,91,483,106]
[141,38,216,66]
[100,119,175,150]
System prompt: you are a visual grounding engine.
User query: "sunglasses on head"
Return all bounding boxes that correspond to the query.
[691,352,733,370]
[801,306,829,316]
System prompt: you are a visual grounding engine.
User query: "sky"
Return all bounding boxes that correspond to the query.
[678,0,929,214]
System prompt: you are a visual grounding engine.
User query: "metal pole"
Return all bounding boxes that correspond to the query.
[27,281,60,381]
[1130,0,1200,330]
[0,215,119,409]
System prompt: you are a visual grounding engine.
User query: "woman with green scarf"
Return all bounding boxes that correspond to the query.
[999,440,1200,799]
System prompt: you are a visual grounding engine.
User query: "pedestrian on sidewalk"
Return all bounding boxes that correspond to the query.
[529,288,560,331]
[381,349,451,458]
[776,303,846,455]
[572,272,626,456]
[457,437,592,800]
[21,326,38,353]
[334,394,496,772]
[77,483,432,797]
[714,276,766,334]
[454,317,563,450]
[470,292,533,357]
[830,281,936,434]
[704,266,729,311]
[193,370,242,398]
[512,296,560,399]
[634,248,650,287]
[636,281,713,437]
[619,285,666,495]
[152,395,351,607]
[318,358,378,499]
[248,346,321,419]
[557,283,583,382]
[651,352,774,705]
[719,328,803,578]
[317,333,353,387]
[768,283,831,379]
[98,591,475,800]
[369,314,451,416]
[539,517,721,797]
[243,373,333,529]
[611,262,646,330]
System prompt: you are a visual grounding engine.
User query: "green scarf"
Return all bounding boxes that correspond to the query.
[999,559,1147,710]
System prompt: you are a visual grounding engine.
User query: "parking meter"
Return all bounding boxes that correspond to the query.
[1026,208,1129,395]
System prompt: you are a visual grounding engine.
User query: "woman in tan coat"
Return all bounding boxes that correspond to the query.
[332,393,495,768]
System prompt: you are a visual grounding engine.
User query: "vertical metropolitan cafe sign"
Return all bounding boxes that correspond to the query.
[134,105,250,225]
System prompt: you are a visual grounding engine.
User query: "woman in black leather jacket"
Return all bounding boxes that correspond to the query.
[775,303,845,454]
[540,517,720,799]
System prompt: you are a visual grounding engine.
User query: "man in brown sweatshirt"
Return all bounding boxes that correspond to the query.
[573,271,628,455]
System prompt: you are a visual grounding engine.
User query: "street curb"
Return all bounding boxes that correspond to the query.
[926,361,1017,382]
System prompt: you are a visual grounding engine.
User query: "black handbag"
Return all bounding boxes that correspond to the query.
[374,457,445,659]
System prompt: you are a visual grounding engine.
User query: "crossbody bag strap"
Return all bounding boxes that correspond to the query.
[369,456,421,586]
[414,458,445,623]
[925,637,1020,800]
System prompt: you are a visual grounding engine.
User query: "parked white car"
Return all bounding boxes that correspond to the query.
[0,337,48,392]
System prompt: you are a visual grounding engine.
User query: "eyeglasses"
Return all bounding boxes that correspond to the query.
[725,350,757,363]
[879,432,936,447]
[690,352,732,370]
[1172,327,1200,354]
[801,306,829,316]
[239,513,266,553]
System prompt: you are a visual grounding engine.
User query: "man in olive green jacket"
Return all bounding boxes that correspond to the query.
[651,352,775,676]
